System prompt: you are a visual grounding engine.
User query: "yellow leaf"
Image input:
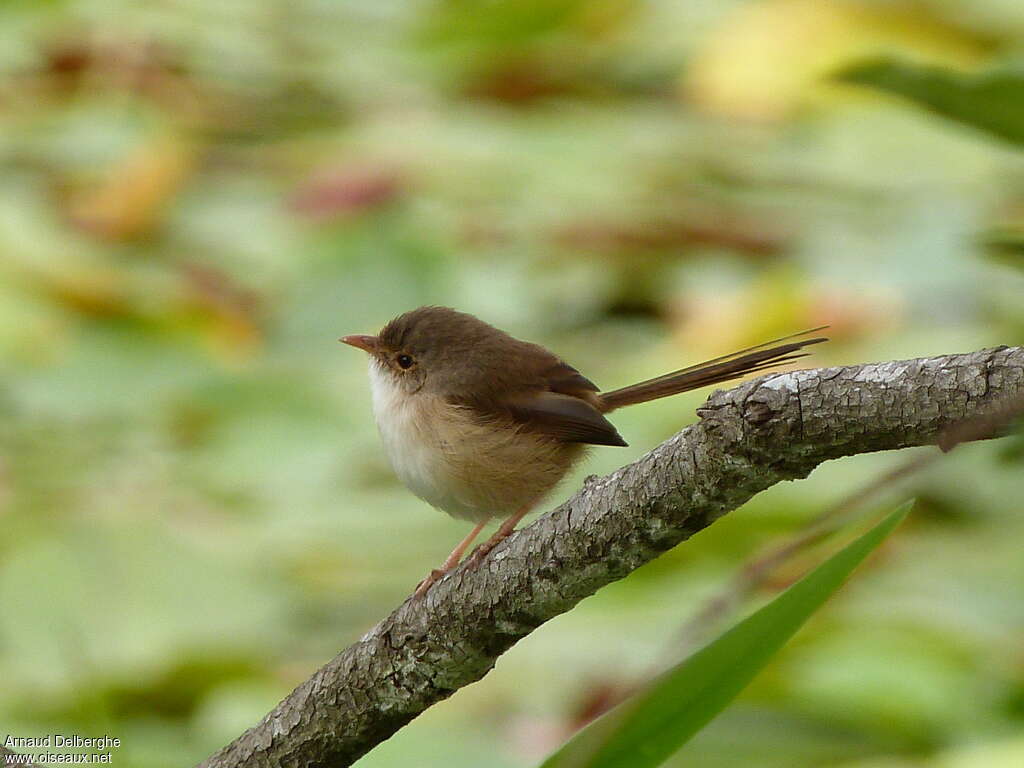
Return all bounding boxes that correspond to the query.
[70,135,195,240]
[685,0,988,121]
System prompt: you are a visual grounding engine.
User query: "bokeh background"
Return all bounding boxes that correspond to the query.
[3,1,1024,766]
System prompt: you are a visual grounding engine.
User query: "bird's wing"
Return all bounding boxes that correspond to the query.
[504,391,627,447]
[542,360,600,396]
[447,340,622,446]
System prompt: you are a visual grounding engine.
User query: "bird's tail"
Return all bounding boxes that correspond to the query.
[598,327,828,413]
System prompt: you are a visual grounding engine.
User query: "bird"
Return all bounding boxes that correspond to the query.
[341,306,826,598]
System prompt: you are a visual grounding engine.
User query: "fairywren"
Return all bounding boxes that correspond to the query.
[342,306,825,597]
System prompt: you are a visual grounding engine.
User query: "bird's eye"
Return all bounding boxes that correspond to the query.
[396,354,414,369]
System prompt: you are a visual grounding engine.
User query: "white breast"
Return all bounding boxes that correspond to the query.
[366,362,577,522]
[368,363,478,520]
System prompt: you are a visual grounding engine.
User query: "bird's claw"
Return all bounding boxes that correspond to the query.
[466,529,511,570]
[413,567,448,599]
[466,544,491,571]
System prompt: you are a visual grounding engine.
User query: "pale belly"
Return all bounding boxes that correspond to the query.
[369,365,580,522]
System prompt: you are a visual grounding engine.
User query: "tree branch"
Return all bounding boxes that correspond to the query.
[198,345,1024,768]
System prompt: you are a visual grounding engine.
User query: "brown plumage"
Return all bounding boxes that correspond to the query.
[342,306,827,596]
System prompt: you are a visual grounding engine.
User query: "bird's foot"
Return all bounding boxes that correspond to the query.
[466,529,511,570]
[467,507,529,570]
[413,567,449,599]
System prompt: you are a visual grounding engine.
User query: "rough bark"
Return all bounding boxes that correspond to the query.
[199,345,1024,768]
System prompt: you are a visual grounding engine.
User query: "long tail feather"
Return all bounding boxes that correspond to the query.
[598,329,827,413]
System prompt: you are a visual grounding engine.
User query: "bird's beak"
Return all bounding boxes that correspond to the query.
[339,334,379,353]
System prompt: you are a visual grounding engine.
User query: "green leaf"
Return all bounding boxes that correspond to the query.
[981,229,1024,272]
[540,504,910,768]
[837,59,1024,147]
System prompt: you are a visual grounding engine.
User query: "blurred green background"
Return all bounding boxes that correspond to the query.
[2,1,1024,766]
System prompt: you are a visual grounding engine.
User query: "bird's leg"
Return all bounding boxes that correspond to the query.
[467,505,531,569]
[414,520,486,599]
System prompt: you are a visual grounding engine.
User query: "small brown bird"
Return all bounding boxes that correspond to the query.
[342,306,825,598]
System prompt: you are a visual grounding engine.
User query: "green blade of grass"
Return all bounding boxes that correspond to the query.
[837,58,1024,147]
[540,503,910,768]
